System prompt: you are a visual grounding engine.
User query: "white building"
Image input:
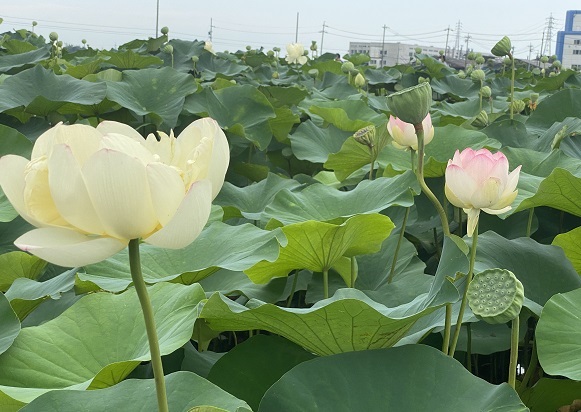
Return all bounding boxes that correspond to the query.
[556,10,581,70]
[348,41,443,67]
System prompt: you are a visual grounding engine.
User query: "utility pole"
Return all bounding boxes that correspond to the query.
[444,26,451,58]
[544,13,555,56]
[540,30,545,58]
[381,25,387,67]
[454,20,462,59]
[208,18,213,42]
[527,43,533,70]
[295,12,299,43]
[155,0,160,36]
[321,21,326,54]
[464,33,471,67]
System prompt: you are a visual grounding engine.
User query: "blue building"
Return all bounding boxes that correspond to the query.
[556,10,581,70]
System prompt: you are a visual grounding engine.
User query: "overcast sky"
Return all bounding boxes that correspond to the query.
[2,1,580,58]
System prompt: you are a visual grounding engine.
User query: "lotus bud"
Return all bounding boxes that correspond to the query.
[532,67,541,75]
[415,47,422,54]
[552,60,562,68]
[246,45,252,51]
[273,47,281,52]
[57,40,63,47]
[353,125,375,149]
[550,54,557,62]
[387,82,432,126]
[161,26,169,35]
[49,32,58,42]
[439,50,445,56]
[541,68,546,76]
[471,69,485,82]
[467,268,524,324]
[82,39,87,45]
[480,86,492,98]
[341,61,355,73]
[267,50,274,57]
[458,70,466,79]
[32,21,38,27]
[272,71,279,79]
[549,71,557,77]
[467,51,476,61]
[191,55,199,63]
[475,56,485,65]
[418,76,430,84]
[471,110,489,128]
[491,36,512,57]
[511,99,525,114]
[308,69,319,79]
[503,57,512,66]
[540,56,549,64]
[530,93,539,103]
[353,73,365,87]
[163,44,173,54]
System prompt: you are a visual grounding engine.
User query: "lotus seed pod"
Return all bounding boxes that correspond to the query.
[472,110,489,128]
[415,47,422,54]
[491,36,512,57]
[467,268,524,324]
[470,69,485,82]
[267,50,274,57]
[475,56,485,65]
[550,54,557,62]
[82,39,87,45]
[273,47,280,52]
[511,99,525,113]
[480,86,492,98]
[387,82,432,126]
[353,125,376,149]
[503,57,512,66]
[540,56,549,64]
[354,72,365,87]
[191,55,199,63]
[57,40,63,47]
[532,67,541,75]
[458,70,466,79]
[439,50,444,56]
[246,45,252,51]
[310,41,317,51]
[49,32,58,42]
[552,60,562,68]
[272,71,279,79]
[341,61,355,73]
[467,51,476,61]
[32,21,37,27]
[163,44,173,54]
[161,26,169,35]
[309,68,319,79]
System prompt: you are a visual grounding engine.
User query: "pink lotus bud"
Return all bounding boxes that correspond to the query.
[445,148,521,237]
[386,114,434,151]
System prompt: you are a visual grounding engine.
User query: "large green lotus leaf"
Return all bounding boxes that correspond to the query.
[64,58,104,79]
[305,99,387,131]
[0,47,50,74]
[259,85,308,107]
[433,98,509,119]
[0,124,32,158]
[21,371,251,412]
[258,345,528,412]
[215,173,301,220]
[503,147,581,177]
[474,231,581,307]
[268,106,299,142]
[199,269,288,303]
[0,65,107,115]
[82,222,284,292]
[537,288,581,380]
[430,75,480,99]
[207,335,316,410]
[553,226,581,274]
[520,378,581,412]
[2,40,37,55]
[99,49,163,69]
[106,67,197,129]
[0,217,33,254]
[0,252,46,292]
[481,119,532,148]
[154,39,204,72]
[533,70,577,92]
[0,282,205,405]
[0,188,17,223]
[0,293,19,356]
[200,283,455,356]
[423,125,502,177]
[5,268,76,319]
[263,172,418,225]
[529,117,581,154]
[184,85,275,150]
[196,52,249,81]
[364,67,401,85]
[526,88,581,136]
[245,214,394,284]
[417,55,455,79]
[289,120,351,163]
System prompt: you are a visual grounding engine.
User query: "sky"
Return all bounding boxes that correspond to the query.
[2,1,580,59]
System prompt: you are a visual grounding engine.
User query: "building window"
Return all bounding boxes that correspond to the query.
[575,40,581,45]
[573,50,581,55]
[572,64,581,70]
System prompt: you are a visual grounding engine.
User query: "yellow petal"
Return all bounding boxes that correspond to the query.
[0,155,42,226]
[96,121,144,143]
[15,228,127,267]
[32,123,102,163]
[100,133,154,164]
[82,149,157,240]
[143,180,212,249]
[146,162,185,226]
[465,208,480,237]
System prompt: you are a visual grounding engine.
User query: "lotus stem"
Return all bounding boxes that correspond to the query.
[286,270,300,308]
[442,304,452,354]
[508,316,520,389]
[128,239,169,412]
[449,224,478,356]
[467,323,472,372]
[323,268,329,299]
[510,54,515,120]
[526,208,534,237]
[387,207,410,284]
[519,338,538,393]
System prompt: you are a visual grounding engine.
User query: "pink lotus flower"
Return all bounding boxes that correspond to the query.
[387,114,434,150]
[445,148,521,236]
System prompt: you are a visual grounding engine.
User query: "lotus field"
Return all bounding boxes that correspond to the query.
[2,26,581,412]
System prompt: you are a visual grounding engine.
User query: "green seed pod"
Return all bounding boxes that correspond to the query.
[491,36,512,57]
[353,125,375,149]
[387,82,432,125]
[414,47,422,54]
[272,71,279,79]
[549,71,557,77]
[32,21,38,27]
[246,45,252,51]
[457,70,466,79]
[475,56,485,65]
[540,55,549,64]
[503,57,512,66]
[341,61,355,73]
[480,86,492,98]
[471,110,489,128]
[467,268,524,324]
[470,69,485,82]
[552,60,562,68]
[310,41,318,51]
[163,44,173,54]
[82,39,87,45]
[511,99,525,114]
[49,32,58,42]
[273,47,280,52]
[191,55,199,63]
[308,68,319,79]
[57,40,63,47]
[439,50,445,56]
[161,26,169,35]
[267,50,274,57]
[467,51,476,61]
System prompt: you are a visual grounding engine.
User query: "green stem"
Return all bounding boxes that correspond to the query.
[369,152,378,180]
[519,338,538,392]
[442,304,452,354]
[286,270,300,308]
[415,125,451,237]
[489,97,493,114]
[128,239,168,412]
[410,149,416,174]
[526,208,534,237]
[323,268,329,299]
[508,316,520,389]
[449,224,479,356]
[350,257,357,288]
[457,207,463,237]
[510,54,515,120]
[467,323,472,372]
[387,207,410,284]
